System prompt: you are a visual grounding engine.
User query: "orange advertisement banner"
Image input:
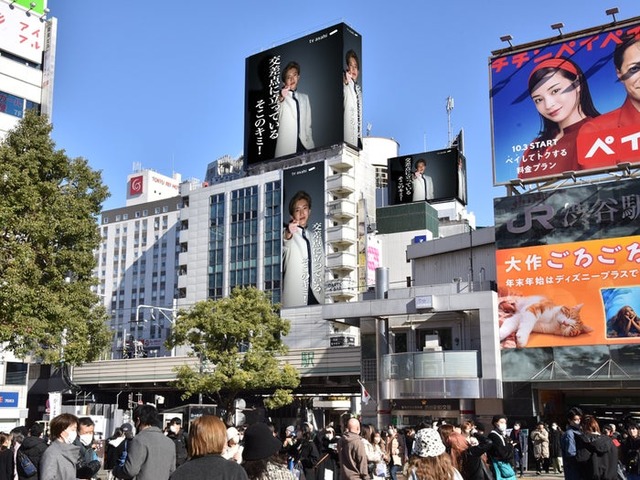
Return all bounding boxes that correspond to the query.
[496,236,640,349]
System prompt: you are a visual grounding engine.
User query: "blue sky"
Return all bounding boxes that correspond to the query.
[47,0,639,227]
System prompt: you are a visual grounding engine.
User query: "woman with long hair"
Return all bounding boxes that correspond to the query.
[170,416,247,480]
[518,56,599,180]
[408,428,462,480]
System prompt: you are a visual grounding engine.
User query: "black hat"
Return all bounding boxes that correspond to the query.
[243,423,282,461]
[121,423,133,433]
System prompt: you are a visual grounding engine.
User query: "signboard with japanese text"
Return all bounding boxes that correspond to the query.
[387,147,467,206]
[495,178,640,349]
[281,162,325,308]
[245,23,362,165]
[490,17,640,185]
[0,1,45,64]
[494,179,640,250]
[496,237,640,348]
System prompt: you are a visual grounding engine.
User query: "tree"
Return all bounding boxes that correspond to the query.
[0,112,112,365]
[167,287,300,418]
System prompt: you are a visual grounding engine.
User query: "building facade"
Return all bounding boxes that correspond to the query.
[96,169,182,358]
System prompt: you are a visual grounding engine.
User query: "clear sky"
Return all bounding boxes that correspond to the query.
[47,0,639,227]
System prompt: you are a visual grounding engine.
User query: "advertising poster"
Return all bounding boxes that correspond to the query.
[490,18,640,185]
[281,162,325,308]
[386,147,466,206]
[245,23,362,165]
[494,178,640,349]
[496,236,640,349]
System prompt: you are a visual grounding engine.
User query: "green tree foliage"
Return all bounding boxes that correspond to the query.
[0,112,111,364]
[168,287,300,414]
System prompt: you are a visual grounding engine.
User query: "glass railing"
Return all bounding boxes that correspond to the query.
[382,351,479,380]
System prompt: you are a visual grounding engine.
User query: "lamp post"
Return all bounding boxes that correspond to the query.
[134,300,177,357]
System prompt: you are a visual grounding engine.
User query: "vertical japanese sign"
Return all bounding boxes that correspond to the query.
[494,178,640,348]
[387,147,465,205]
[281,162,325,308]
[244,23,362,165]
[490,18,640,185]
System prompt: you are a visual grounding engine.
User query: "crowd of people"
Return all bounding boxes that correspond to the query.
[3,405,640,480]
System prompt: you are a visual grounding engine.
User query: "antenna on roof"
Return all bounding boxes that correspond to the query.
[446,96,454,147]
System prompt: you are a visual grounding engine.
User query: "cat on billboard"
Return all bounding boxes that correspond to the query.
[282,191,323,307]
[275,61,315,158]
[578,33,640,169]
[343,49,362,149]
[518,57,600,180]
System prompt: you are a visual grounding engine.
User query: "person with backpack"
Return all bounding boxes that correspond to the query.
[17,423,48,480]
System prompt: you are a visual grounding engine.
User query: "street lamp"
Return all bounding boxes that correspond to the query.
[134,300,177,357]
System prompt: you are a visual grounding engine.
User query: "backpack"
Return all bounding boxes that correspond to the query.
[17,449,37,478]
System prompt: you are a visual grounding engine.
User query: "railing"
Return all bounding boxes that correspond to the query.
[382,350,479,380]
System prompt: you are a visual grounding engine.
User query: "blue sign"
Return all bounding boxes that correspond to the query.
[0,392,19,407]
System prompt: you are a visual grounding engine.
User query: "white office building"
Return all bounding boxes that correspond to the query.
[96,168,182,358]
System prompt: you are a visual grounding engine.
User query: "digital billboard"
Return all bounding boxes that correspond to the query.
[245,23,362,165]
[281,162,325,308]
[387,147,467,206]
[490,17,640,185]
[494,178,640,349]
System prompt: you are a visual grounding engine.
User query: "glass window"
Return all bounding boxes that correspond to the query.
[5,362,27,385]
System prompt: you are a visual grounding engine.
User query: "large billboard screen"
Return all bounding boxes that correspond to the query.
[494,178,640,349]
[245,23,362,165]
[281,162,325,308]
[387,147,467,205]
[490,18,640,185]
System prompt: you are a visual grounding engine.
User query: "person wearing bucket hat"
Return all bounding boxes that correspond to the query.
[407,428,462,480]
[242,423,295,480]
[169,415,248,480]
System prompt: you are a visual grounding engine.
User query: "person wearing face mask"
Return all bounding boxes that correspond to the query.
[39,413,81,480]
[488,414,516,480]
[548,422,564,475]
[561,407,583,480]
[508,422,527,477]
[167,418,189,468]
[316,427,339,480]
[74,417,102,479]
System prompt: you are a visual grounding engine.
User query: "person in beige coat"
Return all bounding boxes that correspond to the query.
[530,422,550,474]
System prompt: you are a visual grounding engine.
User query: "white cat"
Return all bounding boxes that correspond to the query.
[499,295,592,348]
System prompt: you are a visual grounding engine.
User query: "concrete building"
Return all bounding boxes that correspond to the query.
[96,168,182,358]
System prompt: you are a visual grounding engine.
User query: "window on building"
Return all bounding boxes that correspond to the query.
[5,362,27,385]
